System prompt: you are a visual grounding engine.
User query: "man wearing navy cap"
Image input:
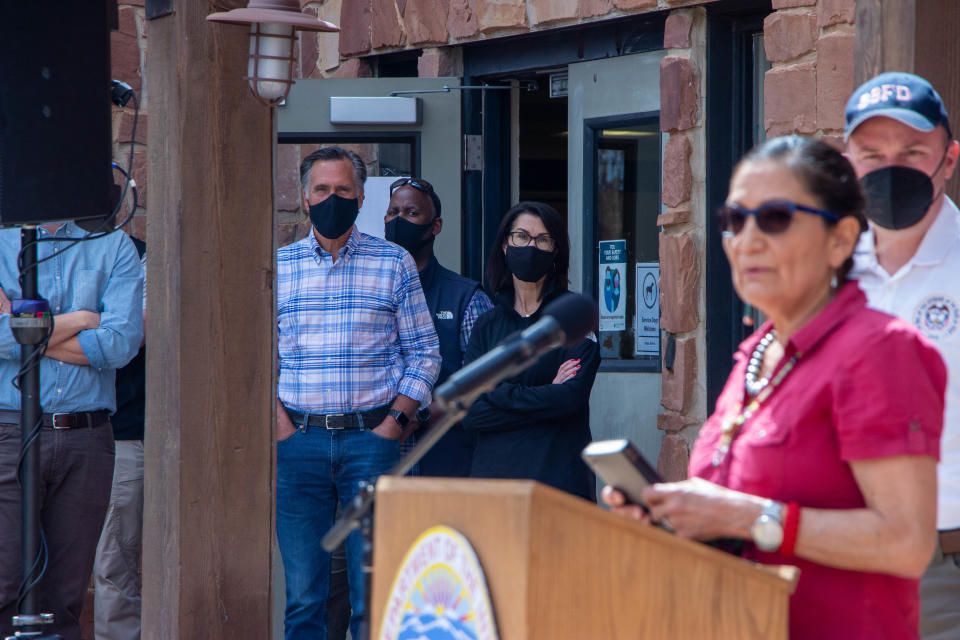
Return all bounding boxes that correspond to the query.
[846,72,960,639]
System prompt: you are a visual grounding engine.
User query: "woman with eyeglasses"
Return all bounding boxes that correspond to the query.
[462,201,600,499]
[603,136,946,639]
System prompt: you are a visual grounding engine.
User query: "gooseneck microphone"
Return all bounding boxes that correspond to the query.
[320,292,597,559]
[434,292,598,411]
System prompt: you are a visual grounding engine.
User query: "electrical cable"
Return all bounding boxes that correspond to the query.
[10,323,53,614]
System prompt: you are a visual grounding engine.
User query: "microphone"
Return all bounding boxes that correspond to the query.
[434,292,597,410]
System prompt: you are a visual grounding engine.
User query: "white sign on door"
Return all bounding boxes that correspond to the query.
[635,263,660,357]
[599,240,627,331]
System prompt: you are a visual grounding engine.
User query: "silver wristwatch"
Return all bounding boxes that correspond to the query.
[750,499,784,552]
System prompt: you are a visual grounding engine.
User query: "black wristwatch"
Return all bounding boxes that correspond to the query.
[388,408,409,429]
[416,406,432,424]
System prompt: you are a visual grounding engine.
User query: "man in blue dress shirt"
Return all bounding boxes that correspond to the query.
[0,223,143,640]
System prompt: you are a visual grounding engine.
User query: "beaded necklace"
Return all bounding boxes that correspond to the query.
[712,333,802,467]
[744,330,777,396]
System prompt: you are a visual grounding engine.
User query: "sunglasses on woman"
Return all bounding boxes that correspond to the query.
[717,200,840,237]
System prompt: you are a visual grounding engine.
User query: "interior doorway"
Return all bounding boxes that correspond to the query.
[518,74,568,222]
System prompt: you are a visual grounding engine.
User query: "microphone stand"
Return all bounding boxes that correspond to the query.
[321,401,469,640]
[7,227,61,640]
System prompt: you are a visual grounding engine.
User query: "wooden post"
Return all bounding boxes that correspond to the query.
[142,1,275,638]
[855,0,960,204]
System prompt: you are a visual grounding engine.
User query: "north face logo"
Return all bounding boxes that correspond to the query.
[436,310,454,320]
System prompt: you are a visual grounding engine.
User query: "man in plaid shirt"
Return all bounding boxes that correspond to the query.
[275,146,440,640]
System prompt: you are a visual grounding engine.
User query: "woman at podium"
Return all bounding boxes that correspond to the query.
[463,201,600,500]
[604,136,944,639]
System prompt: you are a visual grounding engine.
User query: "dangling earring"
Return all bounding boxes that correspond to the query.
[830,272,839,289]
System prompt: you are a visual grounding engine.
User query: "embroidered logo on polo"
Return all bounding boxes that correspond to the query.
[436,310,454,321]
[914,295,960,339]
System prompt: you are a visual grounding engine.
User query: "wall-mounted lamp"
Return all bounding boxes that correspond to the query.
[206,0,338,106]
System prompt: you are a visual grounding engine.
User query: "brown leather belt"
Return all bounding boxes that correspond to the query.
[940,528,960,555]
[0,409,109,429]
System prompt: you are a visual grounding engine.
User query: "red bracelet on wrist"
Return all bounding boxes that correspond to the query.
[779,501,800,558]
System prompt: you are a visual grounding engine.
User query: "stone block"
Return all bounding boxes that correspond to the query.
[111,8,141,96]
[373,0,406,49]
[771,0,815,7]
[130,214,147,241]
[116,111,146,145]
[661,336,697,412]
[663,12,693,49]
[581,0,615,19]
[299,7,320,79]
[657,412,687,433]
[449,0,479,39]
[614,0,657,8]
[476,0,528,33]
[764,62,817,134]
[816,31,855,131]
[278,222,300,248]
[659,232,699,334]
[339,0,372,56]
[121,0,144,6]
[418,48,463,77]
[528,0,578,26]
[662,134,692,208]
[329,58,373,78]
[660,56,698,132]
[317,0,342,73]
[819,134,844,151]
[278,144,303,211]
[657,434,690,482]
[405,0,450,45]
[657,209,691,227]
[762,11,816,62]
[818,0,855,27]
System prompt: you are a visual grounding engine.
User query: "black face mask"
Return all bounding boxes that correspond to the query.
[309,194,359,239]
[505,245,554,283]
[384,217,434,254]
[859,149,948,230]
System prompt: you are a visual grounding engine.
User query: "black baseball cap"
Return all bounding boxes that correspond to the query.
[845,72,951,139]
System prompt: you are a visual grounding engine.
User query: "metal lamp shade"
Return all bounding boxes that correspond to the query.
[207,0,339,105]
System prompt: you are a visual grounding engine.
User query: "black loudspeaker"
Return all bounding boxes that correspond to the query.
[0,2,114,227]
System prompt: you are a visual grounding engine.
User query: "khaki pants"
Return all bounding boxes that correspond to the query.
[93,440,144,640]
[920,536,960,640]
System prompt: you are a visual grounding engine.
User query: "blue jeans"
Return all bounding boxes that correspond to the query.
[276,425,400,640]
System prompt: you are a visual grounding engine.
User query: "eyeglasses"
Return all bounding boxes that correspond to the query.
[717,201,840,237]
[389,177,441,217]
[508,230,556,251]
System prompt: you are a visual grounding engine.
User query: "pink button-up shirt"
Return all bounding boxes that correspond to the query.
[690,282,946,640]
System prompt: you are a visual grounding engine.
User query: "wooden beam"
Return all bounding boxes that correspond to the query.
[855,0,915,85]
[143,1,275,638]
[915,0,960,204]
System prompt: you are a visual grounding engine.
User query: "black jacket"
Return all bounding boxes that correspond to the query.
[462,290,601,500]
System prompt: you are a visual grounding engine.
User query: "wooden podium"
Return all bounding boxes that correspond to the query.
[371,477,797,640]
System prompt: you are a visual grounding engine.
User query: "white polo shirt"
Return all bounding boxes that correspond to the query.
[852,196,960,530]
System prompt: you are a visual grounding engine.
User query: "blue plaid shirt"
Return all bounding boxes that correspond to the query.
[277,228,440,413]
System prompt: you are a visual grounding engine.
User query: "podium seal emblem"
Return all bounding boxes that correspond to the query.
[378,525,499,640]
